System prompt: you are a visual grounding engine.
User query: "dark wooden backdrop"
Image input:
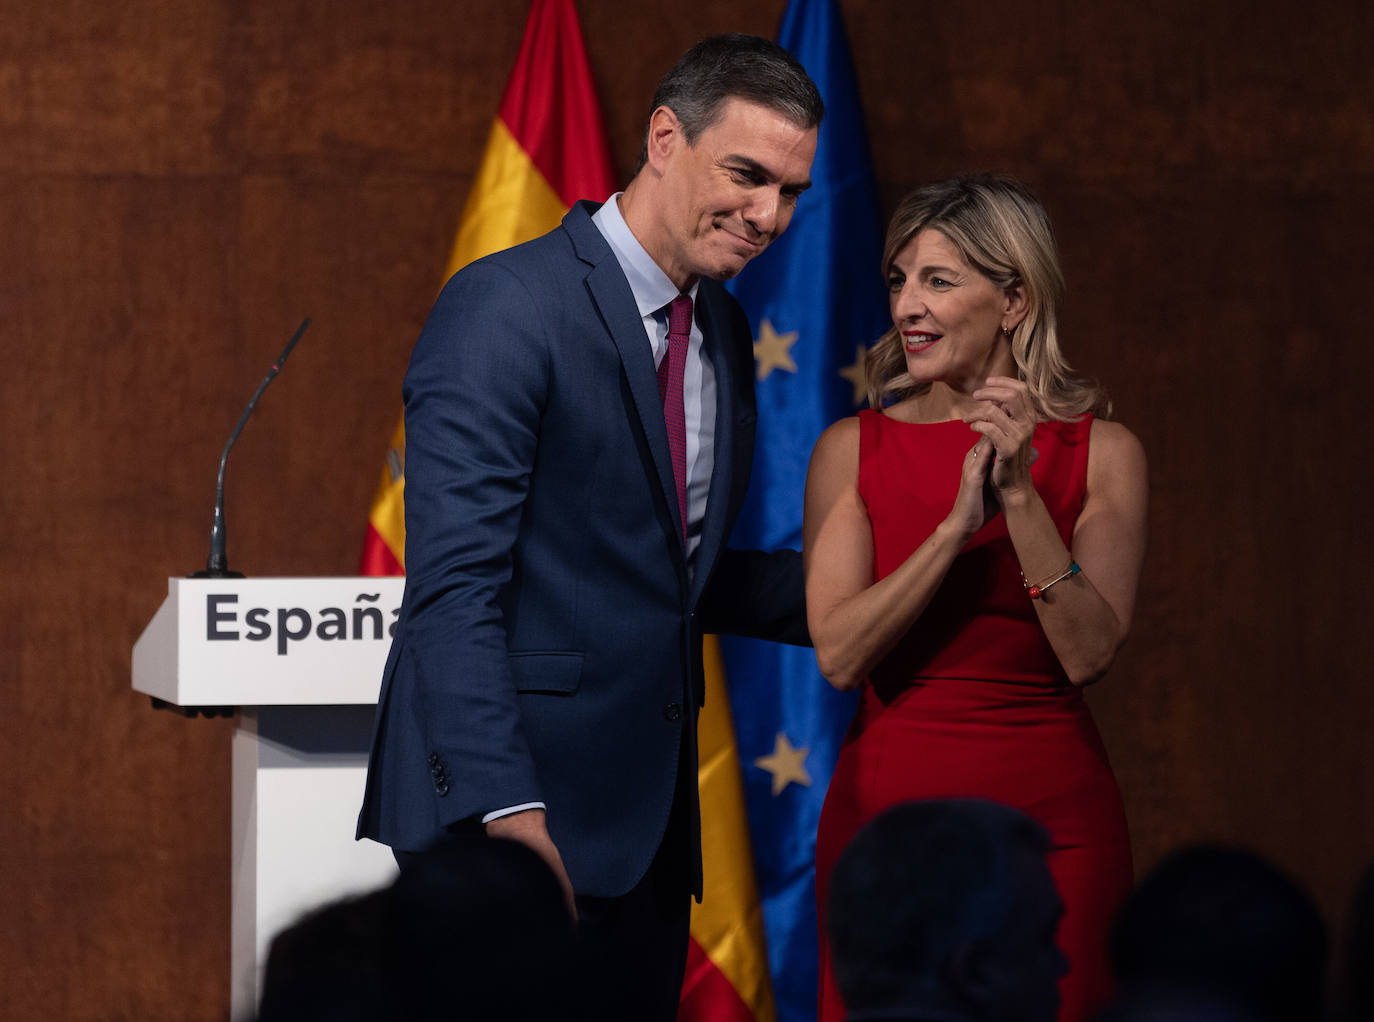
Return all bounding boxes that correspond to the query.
[3,1,1371,1018]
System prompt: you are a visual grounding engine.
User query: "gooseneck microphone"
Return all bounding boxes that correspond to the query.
[191,317,310,579]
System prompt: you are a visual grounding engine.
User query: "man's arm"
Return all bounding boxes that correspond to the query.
[400,259,551,827]
[699,547,811,646]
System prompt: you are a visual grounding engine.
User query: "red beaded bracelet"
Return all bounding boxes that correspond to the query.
[1021,560,1080,600]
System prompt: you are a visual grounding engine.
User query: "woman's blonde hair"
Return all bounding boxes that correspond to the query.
[865,174,1109,420]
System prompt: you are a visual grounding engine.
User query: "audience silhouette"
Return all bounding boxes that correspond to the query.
[1105,844,1327,1022]
[826,798,1067,1022]
[254,810,1355,1022]
[256,833,578,1022]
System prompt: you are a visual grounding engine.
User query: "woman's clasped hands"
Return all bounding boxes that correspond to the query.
[948,375,1039,538]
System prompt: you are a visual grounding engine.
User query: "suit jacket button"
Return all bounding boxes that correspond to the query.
[428,753,440,766]
[435,781,449,796]
[430,764,444,777]
[664,702,682,722]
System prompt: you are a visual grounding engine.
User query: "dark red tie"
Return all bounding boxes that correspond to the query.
[657,294,691,536]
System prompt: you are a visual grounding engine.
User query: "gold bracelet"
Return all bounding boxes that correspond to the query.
[1020,559,1080,600]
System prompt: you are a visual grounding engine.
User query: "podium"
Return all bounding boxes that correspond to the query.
[133,577,405,1020]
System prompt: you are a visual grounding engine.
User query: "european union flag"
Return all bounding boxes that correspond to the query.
[722,1,890,1019]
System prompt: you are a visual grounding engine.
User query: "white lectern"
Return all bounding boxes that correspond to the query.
[133,577,405,1020]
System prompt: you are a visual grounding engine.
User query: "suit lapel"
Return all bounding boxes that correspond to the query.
[569,205,686,554]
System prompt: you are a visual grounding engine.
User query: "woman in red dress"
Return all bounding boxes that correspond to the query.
[806,175,1147,1022]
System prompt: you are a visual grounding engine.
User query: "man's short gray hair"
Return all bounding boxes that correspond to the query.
[637,33,824,169]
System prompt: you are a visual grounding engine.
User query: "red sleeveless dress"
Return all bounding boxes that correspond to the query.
[815,410,1132,1022]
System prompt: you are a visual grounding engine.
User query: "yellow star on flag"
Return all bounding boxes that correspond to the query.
[754,732,812,796]
[838,344,869,407]
[753,318,799,381]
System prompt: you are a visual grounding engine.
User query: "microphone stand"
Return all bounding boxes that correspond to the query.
[191,317,310,579]
[168,317,310,718]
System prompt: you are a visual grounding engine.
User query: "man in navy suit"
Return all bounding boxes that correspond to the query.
[358,34,823,1019]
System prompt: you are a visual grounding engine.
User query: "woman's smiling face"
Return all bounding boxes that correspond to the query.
[887,228,1020,392]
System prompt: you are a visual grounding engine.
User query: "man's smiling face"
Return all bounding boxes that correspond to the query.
[651,97,817,288]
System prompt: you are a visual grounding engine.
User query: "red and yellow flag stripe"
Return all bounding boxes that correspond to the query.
[686,634,779,1022]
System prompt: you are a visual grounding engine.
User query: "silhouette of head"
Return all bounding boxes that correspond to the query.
[1110,844,1327,1022]
[827,798,1066,1022]
[257,833,577,1022]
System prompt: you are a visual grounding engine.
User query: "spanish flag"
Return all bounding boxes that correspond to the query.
[358,4,777,1020]
[358,0,614,576]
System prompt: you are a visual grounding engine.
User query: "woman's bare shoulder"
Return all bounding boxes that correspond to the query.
[1090,417,1145,460]
[814,414,862,454]
[1088,417,1147,489]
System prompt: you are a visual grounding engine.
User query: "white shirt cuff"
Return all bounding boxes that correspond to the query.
[480,802,546,824]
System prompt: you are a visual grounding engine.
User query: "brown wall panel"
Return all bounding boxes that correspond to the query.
[3,0,1372,1017]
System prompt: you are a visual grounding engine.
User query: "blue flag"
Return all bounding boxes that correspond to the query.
[722,2,890,1020]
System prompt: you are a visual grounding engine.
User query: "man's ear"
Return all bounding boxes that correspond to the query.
[944,940,1000,1013]
[644,105,683,173]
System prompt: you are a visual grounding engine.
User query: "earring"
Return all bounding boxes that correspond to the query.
[1001,324,1014,338]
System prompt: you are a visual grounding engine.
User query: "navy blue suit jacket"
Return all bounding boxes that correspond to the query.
[357,201,807,899]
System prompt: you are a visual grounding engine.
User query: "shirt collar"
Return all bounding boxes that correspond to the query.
[591,192,698,317]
